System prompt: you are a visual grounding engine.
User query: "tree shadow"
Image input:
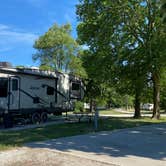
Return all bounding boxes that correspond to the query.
[25,124,166,161]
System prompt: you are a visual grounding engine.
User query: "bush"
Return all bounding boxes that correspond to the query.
[74,101,84,113]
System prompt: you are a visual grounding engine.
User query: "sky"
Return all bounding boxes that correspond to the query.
[0,0,79,67]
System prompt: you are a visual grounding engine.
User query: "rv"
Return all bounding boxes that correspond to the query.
[0,66,84,124]
[141,103,154,111]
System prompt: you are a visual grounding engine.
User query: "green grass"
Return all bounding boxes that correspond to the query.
[0,117,166,151]
[99,109,129,115]
[99,109,166,115]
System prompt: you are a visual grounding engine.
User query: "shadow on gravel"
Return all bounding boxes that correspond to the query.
[26,124,166,161]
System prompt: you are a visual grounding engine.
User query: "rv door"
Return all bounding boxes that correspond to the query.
[0,78,8,111]
[9,77,20,110]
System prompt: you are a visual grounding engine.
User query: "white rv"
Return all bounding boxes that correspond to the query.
[0,66,84,123]
[141,103,154,111]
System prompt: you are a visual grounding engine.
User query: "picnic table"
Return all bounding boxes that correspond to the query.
[71,111,95,123]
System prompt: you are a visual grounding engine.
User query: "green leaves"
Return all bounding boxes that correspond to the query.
[77,0,166,115]
[33,23,79,72]
[161,0,166,23]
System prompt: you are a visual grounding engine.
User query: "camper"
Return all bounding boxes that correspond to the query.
[141,103,154,111]
[0,65,84,124]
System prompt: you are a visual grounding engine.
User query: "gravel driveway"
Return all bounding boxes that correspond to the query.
[0,124,166,166]
[0,148,114,166]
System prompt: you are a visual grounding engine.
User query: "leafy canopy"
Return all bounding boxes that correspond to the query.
[33,23,79,72]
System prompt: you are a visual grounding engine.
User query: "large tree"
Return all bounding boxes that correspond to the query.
[77,0,166,119]
[161,0,166,22]
[160,68,166,110]
[33,23,79,72]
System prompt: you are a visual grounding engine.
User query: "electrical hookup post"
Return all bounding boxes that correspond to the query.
[93,101,99,131]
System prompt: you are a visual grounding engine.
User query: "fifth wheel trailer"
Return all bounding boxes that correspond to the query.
[0,66,84,124]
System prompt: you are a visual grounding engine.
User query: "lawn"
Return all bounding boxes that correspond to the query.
[99,108,166,115]
[99,109,129,115]
[0,117,166,151]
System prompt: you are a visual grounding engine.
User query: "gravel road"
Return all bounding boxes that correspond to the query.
[0,148,116,166]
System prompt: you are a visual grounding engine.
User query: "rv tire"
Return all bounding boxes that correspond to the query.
[40,112,48,123]
[31,112,41,124]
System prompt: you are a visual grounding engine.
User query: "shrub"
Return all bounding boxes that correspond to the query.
[74,101,84,113]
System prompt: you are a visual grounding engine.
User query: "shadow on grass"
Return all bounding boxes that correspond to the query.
[26,120,166,162]
[1,117,165,148]
[0,122,94,150]
[1,117,166,161]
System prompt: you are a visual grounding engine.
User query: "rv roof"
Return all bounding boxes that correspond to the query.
[0,67,82,81]
[0,67,57,79]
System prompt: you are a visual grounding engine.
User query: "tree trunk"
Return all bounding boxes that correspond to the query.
[134,90,141,118]
[90,98,93,112]
[152,72,160,119]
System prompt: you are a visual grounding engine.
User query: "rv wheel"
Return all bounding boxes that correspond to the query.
[41,112,48,123]
[31,112,41,124]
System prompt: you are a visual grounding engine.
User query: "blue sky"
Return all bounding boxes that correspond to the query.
[0,0,79,67]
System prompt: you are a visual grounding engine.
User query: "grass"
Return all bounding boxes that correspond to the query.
[0,117,166,151]
[99,108,166,115]
[99,109,126,115]
[141,109,166,114]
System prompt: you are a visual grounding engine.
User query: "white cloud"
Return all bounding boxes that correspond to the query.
[0,30,37,43]
[0,24,38,53]
[0,24,10,30]
[0,47,12,52]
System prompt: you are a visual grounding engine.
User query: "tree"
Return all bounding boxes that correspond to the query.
[161,0,166,22]
[76,0,145,118]
[77,0,166,119]
[80,50,102,111]
[33,23,79,72]
[117,1,166,119]
[160,68,166,110]
[68,50,87,78]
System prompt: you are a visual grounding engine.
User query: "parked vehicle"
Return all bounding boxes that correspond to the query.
[141,103,154,111]
[0,64,84,124]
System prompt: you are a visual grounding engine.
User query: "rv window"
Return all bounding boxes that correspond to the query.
[72,83,80,91]
[47,86,54,95]
[12,79,18,91]
[0,78,8,97]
